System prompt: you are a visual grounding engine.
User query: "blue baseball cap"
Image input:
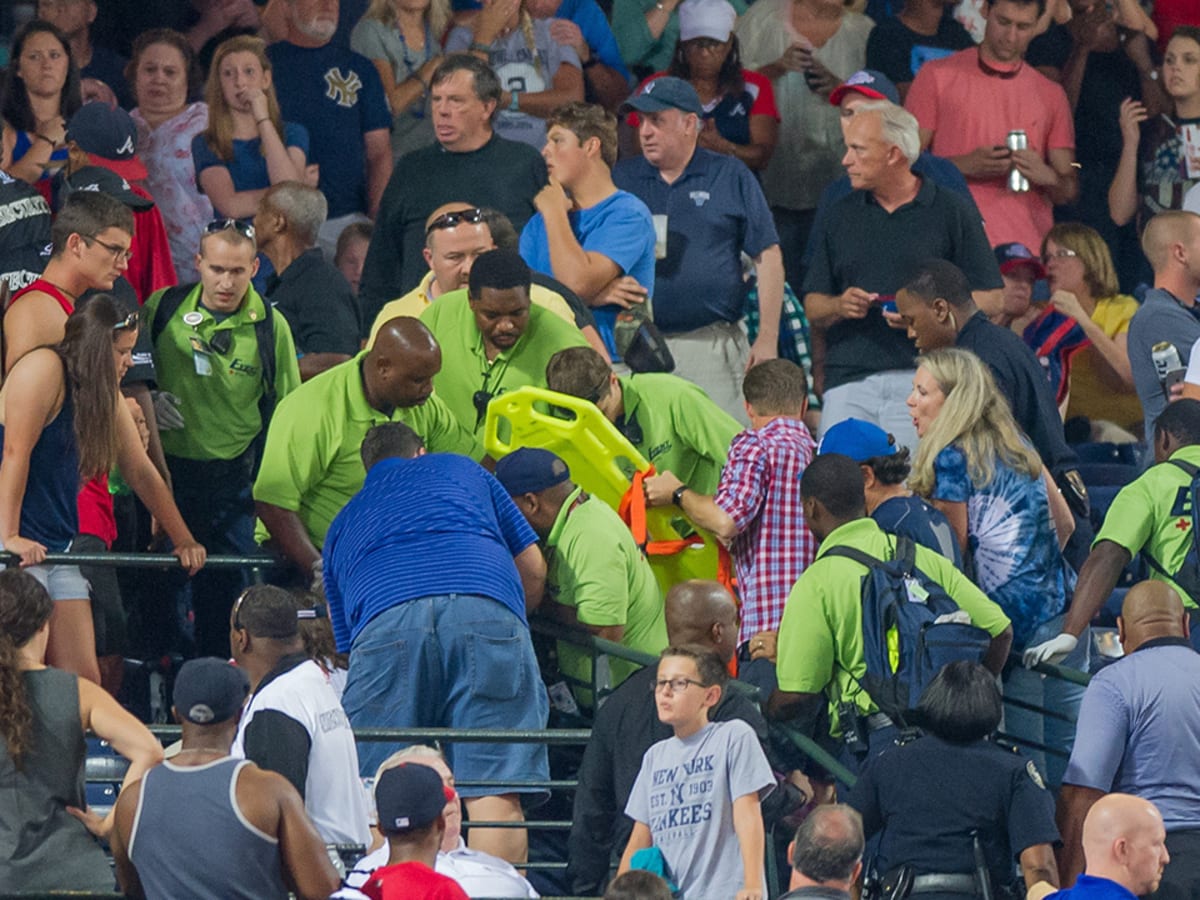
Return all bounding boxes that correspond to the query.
[829,69,901,107]
[495,447,571,495]
[621,76,704,117]
[818,418,899,462]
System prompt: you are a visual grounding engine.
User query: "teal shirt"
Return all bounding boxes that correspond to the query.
[612,0,748,74]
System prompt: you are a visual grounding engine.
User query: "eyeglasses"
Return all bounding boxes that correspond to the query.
[113,310,139,332]
[1041,248,1078,264]
[653,677,706,694]
[426,208,485,235]
[684,37,726,53]
[86,235,134,263]
[204,218,256,240]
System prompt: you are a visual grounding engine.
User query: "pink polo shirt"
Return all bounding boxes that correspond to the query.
[905,47,1075,252]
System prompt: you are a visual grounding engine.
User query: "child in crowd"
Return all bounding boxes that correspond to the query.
[619,646,774,900]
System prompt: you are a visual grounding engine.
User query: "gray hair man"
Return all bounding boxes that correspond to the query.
[254,181,362,380]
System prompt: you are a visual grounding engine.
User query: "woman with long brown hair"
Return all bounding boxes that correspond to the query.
[0,295,205,685]
[0,19,82,186]
[191,35,311,220]
[0,568,163,891]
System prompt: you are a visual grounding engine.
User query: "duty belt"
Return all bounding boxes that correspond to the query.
[909,873,978,895]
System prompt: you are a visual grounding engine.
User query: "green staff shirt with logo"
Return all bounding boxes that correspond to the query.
[253,351,483,548]
[420,288,589,434]
[619,374,740,495]
[547,487,668,703]
[144,283,300,461]
[776,517,1011,733]
[1094,445,1200,610]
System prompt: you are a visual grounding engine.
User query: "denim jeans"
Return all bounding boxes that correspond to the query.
[1002,613,1090,787]
[342,594,550,799]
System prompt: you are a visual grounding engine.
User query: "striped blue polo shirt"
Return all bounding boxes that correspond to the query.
[322,453,538,651]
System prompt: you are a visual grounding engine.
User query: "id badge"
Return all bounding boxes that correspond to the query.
[189,336,213,376]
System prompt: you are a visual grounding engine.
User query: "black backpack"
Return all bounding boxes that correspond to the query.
[148,284,278,469]
[1143,459,1200,601]
[824,535,993,723]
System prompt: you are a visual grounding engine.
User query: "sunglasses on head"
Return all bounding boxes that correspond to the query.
[204,218,256,240]
[113,310,139,332]
[426,208,485,235]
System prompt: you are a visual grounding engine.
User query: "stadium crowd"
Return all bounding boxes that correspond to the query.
[1,0,1200,896]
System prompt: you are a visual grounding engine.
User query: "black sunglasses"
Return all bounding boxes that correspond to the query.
[204,218,256,240]
[426,208,485,235]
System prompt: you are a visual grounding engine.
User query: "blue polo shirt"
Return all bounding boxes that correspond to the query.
[613,148,779,334]
[1045,874,1137,900]
[1063,638,1200,832]
[556,0,631,80]
[520,189,655,357]
[322,453,539,651]
[266,41,391,219]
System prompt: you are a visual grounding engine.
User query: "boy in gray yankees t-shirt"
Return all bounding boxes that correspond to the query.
[621,646,775,899]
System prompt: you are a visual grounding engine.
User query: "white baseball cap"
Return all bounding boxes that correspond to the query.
[679,0,737,43]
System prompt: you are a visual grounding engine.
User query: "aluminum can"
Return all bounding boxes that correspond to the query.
[1007,129,1029,192]
[1153,341,1183,382]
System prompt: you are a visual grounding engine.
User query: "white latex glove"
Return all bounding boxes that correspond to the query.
[1022,633,1078,668]
[151,391,185,430]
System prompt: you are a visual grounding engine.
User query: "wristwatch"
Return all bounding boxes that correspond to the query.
[672,484,688,506]
[510,89,521,111]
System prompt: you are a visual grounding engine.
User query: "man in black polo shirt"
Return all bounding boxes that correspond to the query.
[894,258,1092,568]
[255,182,361,381]
[803,100,1001,449]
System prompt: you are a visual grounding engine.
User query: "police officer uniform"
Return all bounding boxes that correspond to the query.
[847,735,1059,899]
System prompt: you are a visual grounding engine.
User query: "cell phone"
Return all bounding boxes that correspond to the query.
[1163,367,1186,398]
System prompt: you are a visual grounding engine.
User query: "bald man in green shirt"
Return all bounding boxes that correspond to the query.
[546,345,741,494]
[254,317,482,580]
[421,249,589,434]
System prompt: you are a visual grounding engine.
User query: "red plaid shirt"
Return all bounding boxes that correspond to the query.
[714,417,816,645]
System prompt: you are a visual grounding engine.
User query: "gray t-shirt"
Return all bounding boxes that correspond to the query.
[1063,641,1200,831]
[445,21,580,150]
[626,719,775,899]
[349,16,436,159]
[1128,287,1200,441]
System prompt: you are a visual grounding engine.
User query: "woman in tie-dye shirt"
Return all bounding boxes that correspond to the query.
[907,347,1086,786]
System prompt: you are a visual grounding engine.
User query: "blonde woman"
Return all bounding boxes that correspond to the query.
[445,0,584,149]
[1041,222,1141,438]
[907,347,1084,785]
[352,0,450,160]
[191,36,311,220]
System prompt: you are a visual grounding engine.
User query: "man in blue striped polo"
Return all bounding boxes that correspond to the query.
[322,421,549,866]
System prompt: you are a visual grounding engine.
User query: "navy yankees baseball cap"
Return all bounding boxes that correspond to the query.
[495,447,571,495]
[173,658,249,726]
